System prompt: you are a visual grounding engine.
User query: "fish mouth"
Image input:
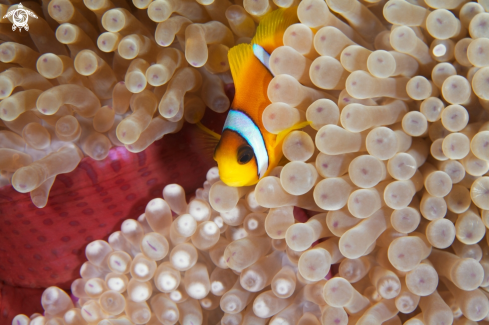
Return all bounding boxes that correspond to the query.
[218,169,256,187]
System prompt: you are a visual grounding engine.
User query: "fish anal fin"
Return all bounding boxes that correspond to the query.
[277,153,290,167]
[275,120,311,148]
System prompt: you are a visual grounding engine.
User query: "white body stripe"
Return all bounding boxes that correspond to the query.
[223,109,269,178]
[253,44,273,76]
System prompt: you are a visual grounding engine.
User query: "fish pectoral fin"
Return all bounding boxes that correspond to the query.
[194,122,220,160]
[275,120,312,148]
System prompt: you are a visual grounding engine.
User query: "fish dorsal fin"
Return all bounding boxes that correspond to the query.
[275,121,311,148]
[252,7,299,54]
[228,43,254,90]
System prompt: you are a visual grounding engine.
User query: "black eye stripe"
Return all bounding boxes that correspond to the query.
[237,145,254,165]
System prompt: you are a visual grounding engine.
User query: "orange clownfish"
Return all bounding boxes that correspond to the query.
[200,7,309,187]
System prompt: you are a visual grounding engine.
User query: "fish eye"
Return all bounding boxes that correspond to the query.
[237,145,254,164]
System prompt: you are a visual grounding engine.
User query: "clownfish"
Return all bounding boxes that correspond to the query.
[199,7,309,187]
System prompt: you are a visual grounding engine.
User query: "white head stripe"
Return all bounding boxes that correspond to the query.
[253,44,273,76]
[223,110,269,178]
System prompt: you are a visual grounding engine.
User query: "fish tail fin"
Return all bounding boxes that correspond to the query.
[275,121,311,148]
[228,8,298,91]
[252,7,299,54]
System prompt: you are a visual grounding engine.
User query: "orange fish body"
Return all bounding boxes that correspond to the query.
[214,8,302,187]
